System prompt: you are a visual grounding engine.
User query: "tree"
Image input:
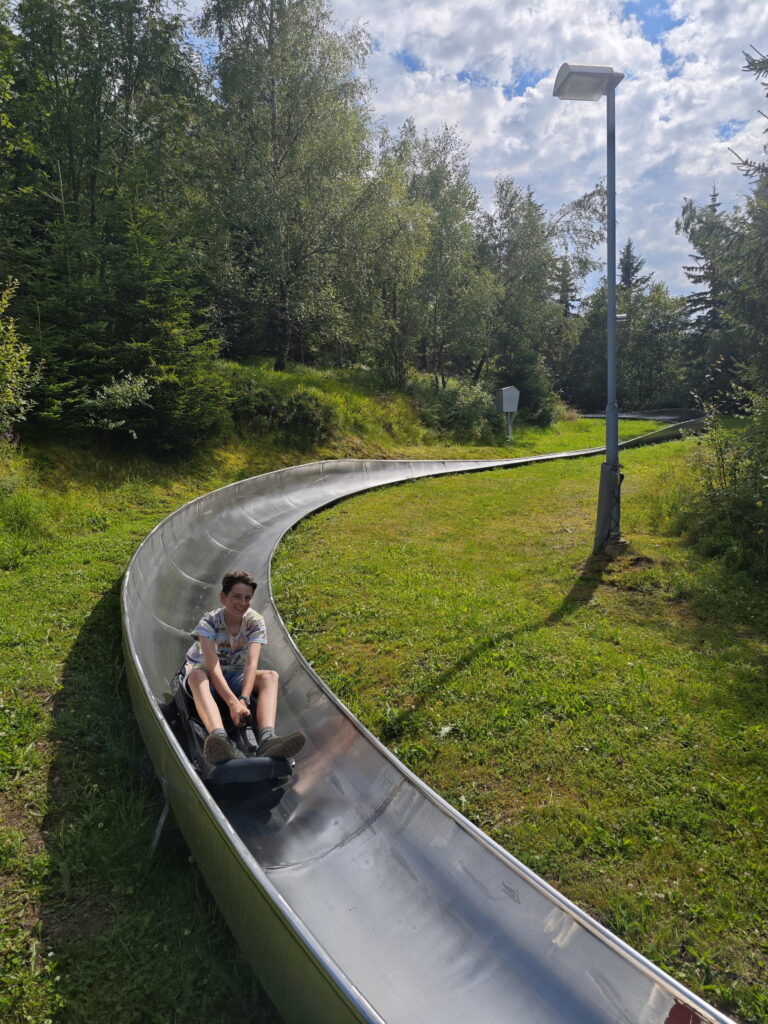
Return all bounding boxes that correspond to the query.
[477,177,558,423]
[0,0,226,448]
[406,125,498,388]
[671,49,768,579]
[198,0,374,370]
[333,121,432,388]
[565,237,688,412]
[619,237,653,291]
[724,47,768,390]
[619,282,688,408]
[676,187,733,399]
[614,239,687,409]
[728,174,768,389]
[0,2,22,161]
[731,47,768,179]
[542,255,582,390]
[548,182,606,285]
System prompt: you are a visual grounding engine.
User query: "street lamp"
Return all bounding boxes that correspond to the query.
[553,63,627,555]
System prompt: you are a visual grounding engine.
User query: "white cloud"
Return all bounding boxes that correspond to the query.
[187,0,768,293]
[329,0,768,291]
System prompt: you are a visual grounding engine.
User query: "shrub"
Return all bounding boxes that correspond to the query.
[77,319,234,455]
[409,379,502,443]
[229,379,277,434]
[81,373,155,439]
[0,279,41,435]
[230,375,341,447]
[278,387,341,445]
[675,391,768,575]
[141,366,233,455]
[436,382,502,442]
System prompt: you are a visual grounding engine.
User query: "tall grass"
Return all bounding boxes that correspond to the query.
[224,360,433,448]
[222,361,667,455]
[669,397,768,576]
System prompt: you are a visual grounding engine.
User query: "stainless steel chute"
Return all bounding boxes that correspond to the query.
[121,423,731,1024]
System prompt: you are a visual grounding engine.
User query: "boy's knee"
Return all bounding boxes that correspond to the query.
[186,669,209,692]
[259,669,279,688]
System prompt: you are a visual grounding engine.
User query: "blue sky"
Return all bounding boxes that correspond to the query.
[622,0,683,45]
[187,0,768,295]
[327,0,768,294]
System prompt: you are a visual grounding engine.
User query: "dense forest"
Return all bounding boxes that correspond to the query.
[0,0,766,454]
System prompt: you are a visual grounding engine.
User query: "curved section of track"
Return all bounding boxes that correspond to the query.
[122,421,730,1024]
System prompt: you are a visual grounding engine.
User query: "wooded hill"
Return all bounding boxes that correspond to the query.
[1,1,766,453]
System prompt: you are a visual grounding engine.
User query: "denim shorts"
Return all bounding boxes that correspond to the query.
[183,664,244,703]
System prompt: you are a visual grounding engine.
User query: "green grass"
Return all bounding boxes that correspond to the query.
[352,413,667,459]
[271,440,768,1024]
[0,412,700,1024]
[0,444,284,1024]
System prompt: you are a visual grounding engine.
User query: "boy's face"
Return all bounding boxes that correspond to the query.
[220,583,255,617]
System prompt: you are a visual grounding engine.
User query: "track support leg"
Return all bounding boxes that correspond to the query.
[149,803,170,858]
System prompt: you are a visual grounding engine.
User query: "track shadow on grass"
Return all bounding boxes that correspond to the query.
[380,554,612,744]
[379,545,768,750]
[381,542,768,745]
[40,580,282,1024]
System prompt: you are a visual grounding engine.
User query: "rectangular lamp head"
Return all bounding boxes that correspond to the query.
[553,63,624,101]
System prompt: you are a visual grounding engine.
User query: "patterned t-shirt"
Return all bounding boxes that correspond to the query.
[185,607,267,670]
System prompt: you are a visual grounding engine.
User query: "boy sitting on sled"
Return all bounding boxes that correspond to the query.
[183,569,305,763]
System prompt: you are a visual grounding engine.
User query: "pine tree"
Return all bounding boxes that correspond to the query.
[1,0,228,448]
[679,187,726,335]
[677,186,741,402]
[618,237,653,291]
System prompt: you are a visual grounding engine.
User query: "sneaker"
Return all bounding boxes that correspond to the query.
[256,732,306,760]
[203,732,244,763]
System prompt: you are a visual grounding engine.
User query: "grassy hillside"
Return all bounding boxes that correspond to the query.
[0,398,687,1024]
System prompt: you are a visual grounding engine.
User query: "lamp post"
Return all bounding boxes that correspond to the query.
[553,63,627,555]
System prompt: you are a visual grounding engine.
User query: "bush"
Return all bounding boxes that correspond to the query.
[409,379,502,443]
[674,391,768,575]
[0,279,40,435]
[81,373,155,439]
[75,319,234,455]
[228,380,275,433]
[279,387,341,445]
[140,361,233,455]
[435,382,502,442]
[230,375,341,447]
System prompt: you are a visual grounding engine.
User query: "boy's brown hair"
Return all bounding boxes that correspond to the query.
[221,570,256,594]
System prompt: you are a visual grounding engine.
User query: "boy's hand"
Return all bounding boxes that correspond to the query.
[229,697,251,727]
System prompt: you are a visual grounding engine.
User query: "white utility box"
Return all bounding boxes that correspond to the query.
[496,386,520,440]
[495,386,520,414]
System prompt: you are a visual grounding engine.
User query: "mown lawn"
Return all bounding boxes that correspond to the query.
[0,417,712,1024]
[271,439,768,1024]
